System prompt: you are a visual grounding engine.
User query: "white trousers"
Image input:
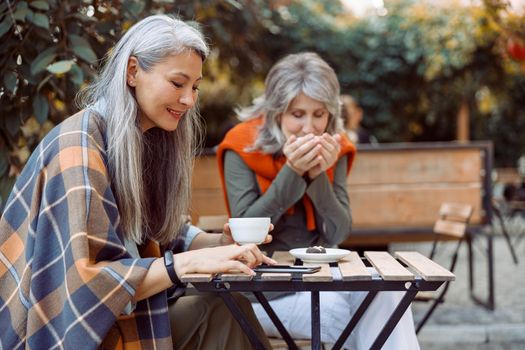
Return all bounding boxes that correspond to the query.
[252,290,420,350]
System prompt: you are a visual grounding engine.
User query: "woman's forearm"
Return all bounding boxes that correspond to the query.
[188,232,224,250]
[133,252,196,301]
[132,257,173,302]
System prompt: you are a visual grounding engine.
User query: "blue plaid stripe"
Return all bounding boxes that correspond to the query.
[0,251,31,310]
[102,265,136,296]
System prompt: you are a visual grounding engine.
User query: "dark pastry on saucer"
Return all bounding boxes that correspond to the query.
[306,246,326,254]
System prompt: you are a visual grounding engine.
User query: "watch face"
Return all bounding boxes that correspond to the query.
[164,251,174,266]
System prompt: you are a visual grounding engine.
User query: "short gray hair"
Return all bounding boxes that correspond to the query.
[78,15,209,245]
[237,52,343,154]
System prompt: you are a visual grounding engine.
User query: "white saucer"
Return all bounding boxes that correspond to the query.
[289,248,351,263]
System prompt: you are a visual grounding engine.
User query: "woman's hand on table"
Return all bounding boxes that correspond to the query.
[174,244,277,277]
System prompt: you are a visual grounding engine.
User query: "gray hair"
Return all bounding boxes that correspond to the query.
[77,15,209,245]
[237,52,343,154]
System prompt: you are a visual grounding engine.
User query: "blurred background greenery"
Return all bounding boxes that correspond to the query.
[1,0,525,209]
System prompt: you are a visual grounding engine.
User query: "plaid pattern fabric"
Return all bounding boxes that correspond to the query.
[0,110,172,349]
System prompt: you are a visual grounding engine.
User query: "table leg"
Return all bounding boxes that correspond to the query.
[311,291,321,350]
[253,292,299,350]
[369,289,418,350]
[217,293,268,350]
[332,291,378,350]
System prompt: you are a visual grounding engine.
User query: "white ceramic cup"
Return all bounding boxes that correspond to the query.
[228,217,271,245]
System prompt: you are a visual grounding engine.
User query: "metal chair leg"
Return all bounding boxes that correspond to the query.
[468,230,496,310]
[492,202,519,264]
[429,237,439,260]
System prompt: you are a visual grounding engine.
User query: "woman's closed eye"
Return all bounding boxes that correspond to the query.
[314,110,328,118]
[171,81,199,92]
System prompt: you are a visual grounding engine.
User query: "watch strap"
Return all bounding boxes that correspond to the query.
[163,250,182,285]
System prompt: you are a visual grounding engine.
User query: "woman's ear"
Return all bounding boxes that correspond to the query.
[126,56,139,87]
[275,113,282,125]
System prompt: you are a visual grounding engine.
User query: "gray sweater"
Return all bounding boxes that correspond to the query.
[224,150,352,253]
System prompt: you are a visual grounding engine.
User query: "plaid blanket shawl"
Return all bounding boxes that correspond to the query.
[0,110,172,349]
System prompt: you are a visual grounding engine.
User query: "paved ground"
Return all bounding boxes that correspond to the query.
[392,221,525,349]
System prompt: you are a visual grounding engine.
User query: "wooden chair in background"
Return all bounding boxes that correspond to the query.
[415,202,473,333]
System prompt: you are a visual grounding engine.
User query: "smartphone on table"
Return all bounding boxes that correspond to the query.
[254,264,321,274]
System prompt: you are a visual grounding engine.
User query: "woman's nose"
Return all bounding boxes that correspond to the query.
[302,116,315,134]
[179,89,195,107]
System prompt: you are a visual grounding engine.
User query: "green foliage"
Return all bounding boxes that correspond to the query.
[0,0,274,210]
[1,0,525,210]
[267,0,525,165]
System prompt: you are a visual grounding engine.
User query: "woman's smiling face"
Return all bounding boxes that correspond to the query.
[127,50,203,132]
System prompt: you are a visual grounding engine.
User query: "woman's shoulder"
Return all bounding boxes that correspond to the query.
[25,110,108,171]
[60,109,106,138]
[42,109,107,150]
[11,110,109,196]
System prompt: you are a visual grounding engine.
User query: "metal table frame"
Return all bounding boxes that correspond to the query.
[191,274,445,350]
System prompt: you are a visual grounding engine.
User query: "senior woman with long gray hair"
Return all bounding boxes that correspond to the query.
[217,52,420,349]
[0,15,274,350]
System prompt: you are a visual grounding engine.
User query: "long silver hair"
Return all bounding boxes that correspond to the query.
[77,15,209,245]
[236,52,343,154]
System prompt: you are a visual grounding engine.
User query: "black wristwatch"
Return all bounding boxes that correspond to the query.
[163,250,182,286]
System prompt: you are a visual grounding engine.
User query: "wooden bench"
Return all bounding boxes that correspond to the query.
[191,141,493,243]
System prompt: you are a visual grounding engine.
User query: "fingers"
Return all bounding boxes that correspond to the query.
[291,136,318,160]
[286,133,344,176]
[290,142,323,173]
[319,133,340,154]
[300,144,322,166]
[262,224,274,244]
[236,244,277,267]
[229,244,265,268]
[238,251,257,267]
[304,133,342,179]
[262,255,278,265]
[219,260,255,276]
[191,244,277,276]
[243,244,267,266]
[283,134,308,156]
[284,134,297,147]
[317,134,341,169]
[318,143,335,164]
[219,223,235,245]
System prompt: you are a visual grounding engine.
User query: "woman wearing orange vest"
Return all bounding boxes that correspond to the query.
[217,52,420,349]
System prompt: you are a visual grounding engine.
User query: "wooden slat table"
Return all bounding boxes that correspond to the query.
[182,250,454,350]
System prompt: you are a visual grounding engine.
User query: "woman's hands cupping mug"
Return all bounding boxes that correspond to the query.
[284,133,341,179]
